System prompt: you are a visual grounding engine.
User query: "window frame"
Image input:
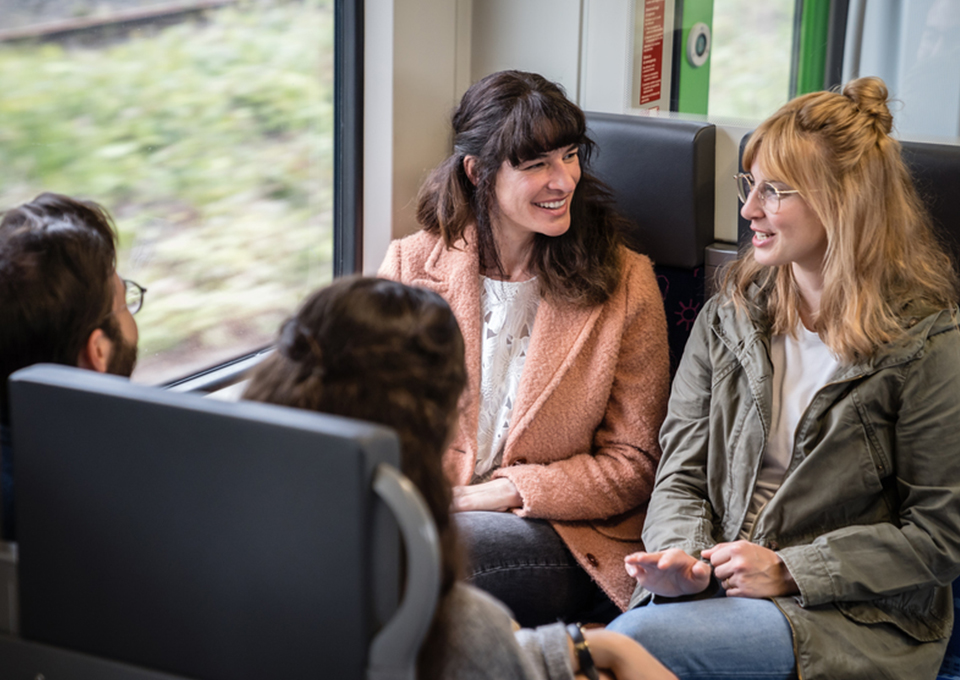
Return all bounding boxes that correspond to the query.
[165,0,363,393]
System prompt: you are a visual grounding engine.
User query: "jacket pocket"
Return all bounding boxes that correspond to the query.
[836,584,953,642]
[851,386,894,481]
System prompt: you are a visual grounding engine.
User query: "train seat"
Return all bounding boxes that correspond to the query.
[898,139,960,680]
[0,364,437,680]
[901,140,960,279]
[585,112,716,374]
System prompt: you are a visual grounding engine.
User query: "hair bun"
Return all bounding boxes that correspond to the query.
[842,76,893,134]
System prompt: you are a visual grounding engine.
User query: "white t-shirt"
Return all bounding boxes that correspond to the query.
[473,276,540,481]
[740,323,839,538]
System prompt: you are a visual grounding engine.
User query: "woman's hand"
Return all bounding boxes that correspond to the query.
[623,549,712,598]
[580,629,678,680]
[451,478,522,512]
[702,541,798,598]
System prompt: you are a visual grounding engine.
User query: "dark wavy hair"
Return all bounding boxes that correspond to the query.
[0,192,119,424]
[243,277,467,678]
[417,70,627,306]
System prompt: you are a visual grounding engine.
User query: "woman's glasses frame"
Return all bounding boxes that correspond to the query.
[735,173,801,214]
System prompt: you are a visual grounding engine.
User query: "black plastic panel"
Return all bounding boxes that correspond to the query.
[586,112,716,269]
[9,365,399,680]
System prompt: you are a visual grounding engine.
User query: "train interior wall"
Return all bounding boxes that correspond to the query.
[361,0,960,274]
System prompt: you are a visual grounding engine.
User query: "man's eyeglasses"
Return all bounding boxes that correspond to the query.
[735,173,801,215]
[124,279,147,315]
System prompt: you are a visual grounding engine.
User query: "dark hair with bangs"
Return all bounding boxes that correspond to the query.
[0,192,119,424]
[416,70,626,306]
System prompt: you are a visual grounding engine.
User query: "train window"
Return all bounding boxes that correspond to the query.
[0,0,341,384]
[709,0,796,121]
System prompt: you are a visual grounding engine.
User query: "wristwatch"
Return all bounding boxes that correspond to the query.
[566,623,600,680]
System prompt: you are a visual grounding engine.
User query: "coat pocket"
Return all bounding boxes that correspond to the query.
[836,584,953,642]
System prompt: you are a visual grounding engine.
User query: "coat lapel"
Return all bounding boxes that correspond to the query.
[414,236,483,468]
[505,295,601,453]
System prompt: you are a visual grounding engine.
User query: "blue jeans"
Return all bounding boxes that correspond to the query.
[454,510,620,627]
[607,595,797,680]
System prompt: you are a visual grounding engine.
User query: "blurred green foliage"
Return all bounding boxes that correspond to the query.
[709,0,795,121]
[0,0,333,381]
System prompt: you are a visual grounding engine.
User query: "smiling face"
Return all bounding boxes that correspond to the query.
[742,161,828,279]
[492,144,581,246]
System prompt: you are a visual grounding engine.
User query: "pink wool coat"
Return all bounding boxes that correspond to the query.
[378,229,670,609]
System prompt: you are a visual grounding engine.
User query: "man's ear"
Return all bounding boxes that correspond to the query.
[463,155,479,186]
[77,328,112,373]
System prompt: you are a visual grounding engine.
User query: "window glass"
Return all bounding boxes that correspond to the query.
[0,0,334,383]
[709,0,795,121]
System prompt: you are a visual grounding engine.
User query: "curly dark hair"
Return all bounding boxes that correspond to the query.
[416,70,628,306]
[243,276,467,678]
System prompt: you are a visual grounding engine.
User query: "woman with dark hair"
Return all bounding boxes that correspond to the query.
[607,77,960,680]
[379,70,670,626]
[243,276,677,680]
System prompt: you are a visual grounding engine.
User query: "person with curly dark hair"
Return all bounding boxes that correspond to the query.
[243,276,676,680]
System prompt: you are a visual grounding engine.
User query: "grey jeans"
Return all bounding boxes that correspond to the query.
[453,510,619,627]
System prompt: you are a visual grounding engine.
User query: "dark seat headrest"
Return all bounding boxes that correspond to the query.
[586,112,716,269]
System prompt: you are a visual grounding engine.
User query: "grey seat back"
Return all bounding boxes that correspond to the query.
[2,364,438,680]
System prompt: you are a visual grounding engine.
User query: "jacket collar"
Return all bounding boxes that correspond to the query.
[412,227,601,458]
[711,283,959,381]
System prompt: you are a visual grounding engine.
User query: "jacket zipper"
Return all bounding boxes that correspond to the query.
[744,374,871,680]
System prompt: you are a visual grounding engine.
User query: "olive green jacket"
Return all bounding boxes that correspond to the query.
[633,289,960,680]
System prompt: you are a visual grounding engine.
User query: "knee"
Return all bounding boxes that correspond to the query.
[606,606,658,641]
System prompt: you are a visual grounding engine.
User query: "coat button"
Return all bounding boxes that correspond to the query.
[586,553,599,567]
[513,458,528,465]
[768,540,780,550]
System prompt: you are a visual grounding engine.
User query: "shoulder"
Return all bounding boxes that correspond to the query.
[434,585,543,680]
[619,247,655,282]
[378,229,458,282]
[609,247,661,308]
[381,229,441,268]
[895,305,960,362]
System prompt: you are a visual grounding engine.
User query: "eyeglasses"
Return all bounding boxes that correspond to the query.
[123,279,147,315]
[735,173,801,215]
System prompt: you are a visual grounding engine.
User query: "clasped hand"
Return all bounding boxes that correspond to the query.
[624,541,798,599]
[451,478,522,513]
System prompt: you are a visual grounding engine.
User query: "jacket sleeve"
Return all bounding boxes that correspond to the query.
[493,257,671,521]
[778,321,960,607]
[640,297,721,556]
[514,623,576,680]
[444,585,568,680]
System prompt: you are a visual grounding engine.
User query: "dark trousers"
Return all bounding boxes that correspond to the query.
[453,510,620,627]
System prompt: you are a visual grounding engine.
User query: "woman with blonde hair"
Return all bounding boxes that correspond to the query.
[607,77,960,680]
[243,276,677,680]
[379,70,670,627]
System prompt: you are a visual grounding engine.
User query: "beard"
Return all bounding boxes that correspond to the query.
[102,316,138,378]
[106,335,138,377]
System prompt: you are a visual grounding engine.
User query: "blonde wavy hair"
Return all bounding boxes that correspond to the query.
[725,76,958,363]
